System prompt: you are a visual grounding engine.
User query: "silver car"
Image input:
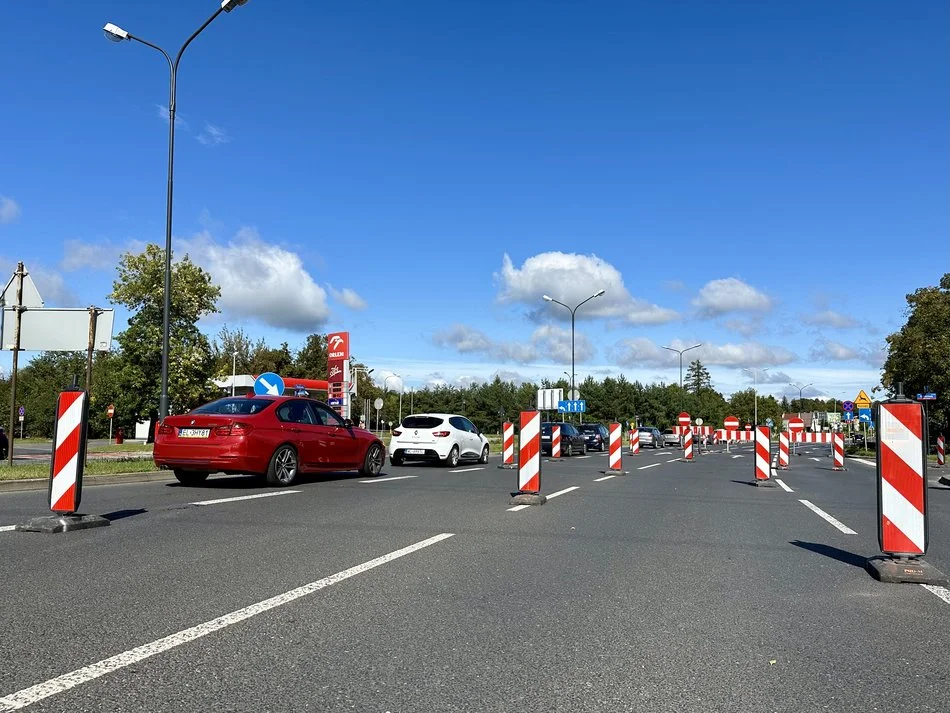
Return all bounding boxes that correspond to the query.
[638,426,664,449]
[662,428,680,447]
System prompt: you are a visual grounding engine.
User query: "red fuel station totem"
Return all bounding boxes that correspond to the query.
[877,399,928,556]
[48,389,89,514]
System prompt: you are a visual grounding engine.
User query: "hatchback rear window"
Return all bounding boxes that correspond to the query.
[401,416,445,429]
[191,398,275,415]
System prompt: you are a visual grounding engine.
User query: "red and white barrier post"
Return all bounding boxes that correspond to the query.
[603,422,625,474]
[629,428,640,455]
[511,411,546,505]
[778,431,789,469]
[16,388,110,533]
[498,421,516,469]
[937,434,945,467]
[551,425,561,459]
[832,432,845,471]
[753,426,773,486]
[867,389,945,584]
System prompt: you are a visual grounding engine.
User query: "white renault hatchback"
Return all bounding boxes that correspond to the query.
[389,413,490,468]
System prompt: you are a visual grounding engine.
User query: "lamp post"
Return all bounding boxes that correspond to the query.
[542,289,605,403]
[662,343,703,411]
[790,382,813,418]
[231,351,238,397]
[104,0,251,422]
[742,367,769,425]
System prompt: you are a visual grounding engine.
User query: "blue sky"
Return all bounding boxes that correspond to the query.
[1,1,947,402]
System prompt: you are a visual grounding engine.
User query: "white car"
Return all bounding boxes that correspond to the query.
[389,413,490,468]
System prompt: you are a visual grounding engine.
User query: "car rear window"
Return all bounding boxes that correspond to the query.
[191,398,275,415]
[580,425,600,433]
[663,429,675,435]
[401,416,444,429]
[638,427,653,433]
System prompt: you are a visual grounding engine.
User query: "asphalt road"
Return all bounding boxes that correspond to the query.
[1,444,948,712]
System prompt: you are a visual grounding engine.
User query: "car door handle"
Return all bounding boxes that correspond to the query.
[287,427,302,433]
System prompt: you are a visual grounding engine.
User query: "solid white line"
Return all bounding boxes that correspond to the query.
[546,486,580,499]
[775,478,793,493]
[638,463,661,471]
[506,504,531,512]
[0,533,455,712]
[731,455,743,459]
[575,455,591,460]
[359,475,417,484]
[665,459,679,463]
[799,499,857,535]
[0,525,15,533]
[190,491,301,506]
[810,457,821,462]
[852,458,875,467]
[921,584,950,605]
[594,475,616,482]
[448,467,484,473]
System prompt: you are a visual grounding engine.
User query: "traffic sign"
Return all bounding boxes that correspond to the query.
[858,408,872,423]
[723,416,739,429]
[765,417,774,428]
[567,389,580,401]
[842,401,855,412]
[695,417,704,426]
[253,372,284,396]
[843,410,854,421]
[17,406,24,417]
[678,412,691,427]
[327,398,343,407]
[788,417,805,432]
[106,404,115,418]
[854,390,872,409]
[373,398,384,410]
[744,424,752,431]
[917,392,937,401]
[557,400,586,413]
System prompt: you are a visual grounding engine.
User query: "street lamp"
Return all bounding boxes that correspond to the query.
[384,374,403,424]
[742,367,769,425]
[104,0,252,422]
[231,351,238,397]
[542,289,605,401]
[790,382,813,418]
[662,343,703,412]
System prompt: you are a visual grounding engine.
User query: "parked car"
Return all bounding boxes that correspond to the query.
[154,395,386,487]
[389,413,489,467]
[541,422,587,456]
[579,423,610,451]
[662,428,680,448]
[638,426,664,449]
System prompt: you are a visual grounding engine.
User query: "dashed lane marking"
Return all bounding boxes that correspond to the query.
[799,499,857,535]
[190,491,301,506]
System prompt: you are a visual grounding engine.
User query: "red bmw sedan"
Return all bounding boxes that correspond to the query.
[154,395,386,486]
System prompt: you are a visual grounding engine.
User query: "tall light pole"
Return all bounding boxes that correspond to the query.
[384,374,403,424]
[742,367,769,425]
[104,0,251,422]
[231,351,238,397]
[790,382,813,418]
[662,343,703,411]
[542,289,605,402]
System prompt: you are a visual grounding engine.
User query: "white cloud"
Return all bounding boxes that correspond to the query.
[327,285,368,311]
[157,105,189,130]
[495,252,679,325]
[612,337,796,369]
[0,259,78,307]
[0,196,20,224]
[664,280,685,291]
[432,322,595,364]
[692,278,773,317]
[722,317,764,337]
[376,371,404,393]
[491,369,530,386]
[802,310,859,329]
[752,370,793,384]
[180,227,332,331]
[197,123,230,147]
[60,238,146,272]
[810,338,885,368]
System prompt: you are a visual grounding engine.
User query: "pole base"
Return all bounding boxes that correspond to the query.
[832,467,846,472]
[753,478,777,488]
[16,513,111,534]
[497,463,518,470]
[510,492,546,506]
[545,458,567,463]
[866,556,948,586]
[939,476,950,487]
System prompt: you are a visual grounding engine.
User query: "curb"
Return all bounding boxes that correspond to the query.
[0,471,174,493]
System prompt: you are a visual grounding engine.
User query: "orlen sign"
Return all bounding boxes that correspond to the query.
[327,332,350,384]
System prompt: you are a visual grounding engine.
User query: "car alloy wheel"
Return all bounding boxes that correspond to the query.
[361,443,384,476]
[447,445,460,468]
[267,445,298,486]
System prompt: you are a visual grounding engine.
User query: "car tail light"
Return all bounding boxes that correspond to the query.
[392,429,402,436]
[158,422,173,435]
[214,423,252,437]
[432,430,451,437]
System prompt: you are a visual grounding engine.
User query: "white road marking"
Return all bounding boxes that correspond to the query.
[732,455,744,459]
[359,475,418,484]
[852,458,875,467]
[546,486,580,499]
[638,463,661,471]
[0,525,16,533]
[799,499,857,535]
[594,475,616,481]
[0,533,455,712]
[575,455,592,460]
[665,458,679,463]
[190,491,301,506]
[921,584,950,606]
[448,467,484,473]
[506,504,531,512]
[775,479,793,493]
[810,457,821,462]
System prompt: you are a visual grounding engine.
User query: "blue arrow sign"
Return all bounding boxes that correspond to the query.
[254,372,285,396]
[557,399,586,413]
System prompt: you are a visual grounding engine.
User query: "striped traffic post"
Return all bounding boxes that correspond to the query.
[832,432,845,471]
[778,431,789,469]
[551,425,561,459]
[683,428,694,461]
[723,416,738,453]
[498,422,516,469]
[602,423,625,474]
[629,428,640,455]
[15,389,110,533]
[867,390,946,584]
[937,434,945,467]
[753,426,773,486]
[510,411,546,505]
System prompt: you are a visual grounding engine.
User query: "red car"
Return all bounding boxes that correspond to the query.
[154,395,386,486]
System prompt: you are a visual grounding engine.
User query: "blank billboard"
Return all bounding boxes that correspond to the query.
[1,308,115,352]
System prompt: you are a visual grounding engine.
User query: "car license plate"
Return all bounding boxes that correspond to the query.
[405,449,425,455]
[179,428,210,439]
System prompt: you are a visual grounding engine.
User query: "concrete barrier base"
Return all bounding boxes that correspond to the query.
[16,514,111,534]
[510,492,547,506]
[600,469,628,475]
[497,463,518,470]
[939,475,950,487]
[866,556,948,586]
[753,478,777,488]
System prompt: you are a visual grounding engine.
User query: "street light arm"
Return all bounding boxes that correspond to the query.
[174,6,225,70]
[574,290,604,312]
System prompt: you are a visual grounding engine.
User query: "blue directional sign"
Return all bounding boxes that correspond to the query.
[327,397,343,407]
[842,410,854,422]
[254,372,285,396]
[858,407,872,423]
[557,399,586,413]
[765,418,774,428]
[917,392,937,401]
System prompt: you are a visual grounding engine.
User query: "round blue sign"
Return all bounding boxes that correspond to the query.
[253,372,285,396]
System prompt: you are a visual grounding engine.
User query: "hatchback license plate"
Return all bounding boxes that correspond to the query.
[180,428,210,439]
[405,449,425,455]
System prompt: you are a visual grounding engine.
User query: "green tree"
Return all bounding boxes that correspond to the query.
[249,340,294,376]
[109,244,220,420]
[290,333,329,379]
[883,274,950,430]
[685,359,713,394]
[211,325,256,378]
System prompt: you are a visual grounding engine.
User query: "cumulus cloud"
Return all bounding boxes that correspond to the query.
[612,337,796,369]
[0,196,20,224]
[751,370,793,384]
[495,252,679,325]
[0,259,78,306]
[491,369,530,386]
[432,323,595,364]
[197,123,230,147]
[810,338,884,367]
[692,278,773,317]
[180,227,334,331]
[327,285,367,310]
[802,310,859,329]
[722,317,764,337]
[60,238,146,272]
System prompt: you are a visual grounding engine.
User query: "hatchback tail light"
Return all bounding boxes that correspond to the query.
[158,422,173,435]
[432,430,451,437]
[392,429,402,436]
